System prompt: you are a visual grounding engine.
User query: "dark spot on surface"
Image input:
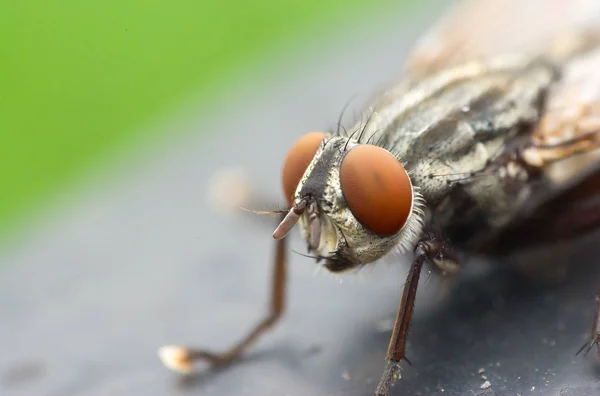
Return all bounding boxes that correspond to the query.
[560,387,598,396]
[303,344,323,357]
[2,361,45,388]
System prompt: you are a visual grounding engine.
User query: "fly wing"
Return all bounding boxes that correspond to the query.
[401,0,600,81]
[369,0,600,127]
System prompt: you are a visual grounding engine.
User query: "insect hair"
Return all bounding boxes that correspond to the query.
[291,249,336,262]
[335,94,360,135]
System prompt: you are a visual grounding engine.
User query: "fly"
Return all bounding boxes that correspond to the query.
[158,0,600,395]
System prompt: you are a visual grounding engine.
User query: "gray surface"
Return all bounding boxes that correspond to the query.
[2,2,600,395]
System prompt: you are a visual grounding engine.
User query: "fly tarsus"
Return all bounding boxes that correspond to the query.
[575,336,600,360]
[576,295,600,362]
[159,224,288,374]
[375,360,403,396]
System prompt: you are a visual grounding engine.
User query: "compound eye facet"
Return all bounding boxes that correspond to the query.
[281,132,326,206]
[340,144,413,236]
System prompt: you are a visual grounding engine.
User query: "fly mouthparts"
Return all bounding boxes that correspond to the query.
[272,203,306,240]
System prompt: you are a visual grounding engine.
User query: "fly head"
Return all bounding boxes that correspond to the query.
[274,131,425,272]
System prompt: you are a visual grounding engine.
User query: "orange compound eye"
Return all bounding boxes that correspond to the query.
[340,145,413,236]
[281,132,326,206]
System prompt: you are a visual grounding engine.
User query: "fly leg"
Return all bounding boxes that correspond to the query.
[576,285,600,362]
[158,222,288,373]
[375,235,452,396]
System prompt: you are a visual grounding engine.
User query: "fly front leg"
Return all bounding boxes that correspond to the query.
[375,236,453,396]
[158,218,288,374]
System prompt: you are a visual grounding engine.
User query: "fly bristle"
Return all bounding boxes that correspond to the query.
[394,187,426,255]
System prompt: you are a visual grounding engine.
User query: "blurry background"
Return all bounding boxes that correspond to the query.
[0,0,418,243]
[2,1,600,396]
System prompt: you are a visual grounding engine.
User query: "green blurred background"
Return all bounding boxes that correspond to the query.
[0,0,411,242]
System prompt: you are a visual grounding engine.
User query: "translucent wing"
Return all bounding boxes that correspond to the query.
[402,0,600,81]
[372,0,600,129]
